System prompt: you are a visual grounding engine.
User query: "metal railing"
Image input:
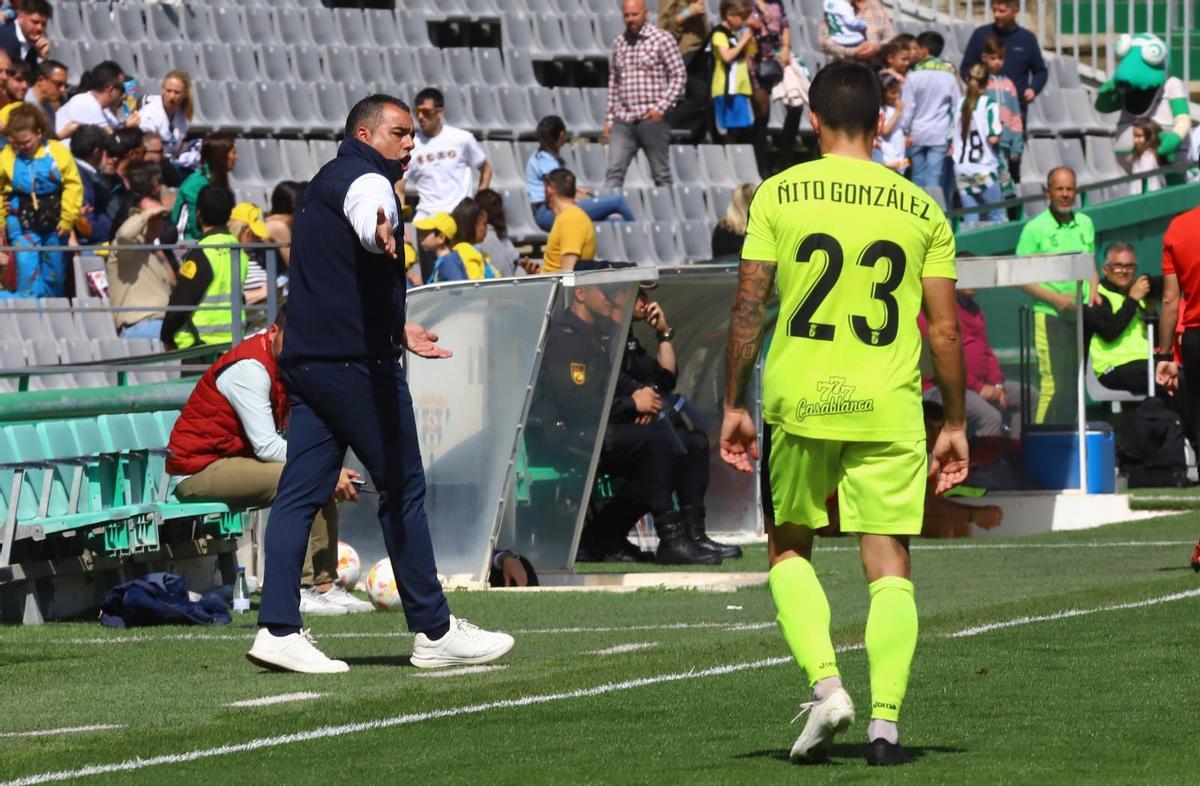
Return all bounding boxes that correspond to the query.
[1,241,285,386]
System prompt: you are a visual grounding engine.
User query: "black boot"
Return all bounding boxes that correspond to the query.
[654,510,721,565]
[680,504,743,560]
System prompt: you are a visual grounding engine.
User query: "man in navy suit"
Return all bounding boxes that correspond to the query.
[0,0,52,69]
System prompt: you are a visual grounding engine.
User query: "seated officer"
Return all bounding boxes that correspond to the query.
[166,307,372,615]
[582,282,741,563]
[1084,242,1154,394]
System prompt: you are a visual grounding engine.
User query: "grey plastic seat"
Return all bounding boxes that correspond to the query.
[168,42,201,76]
[468,86,510,137]
[557,88,599,136]
[354,46,386,82]
[620,189,649,220]
[669,145,703,186]
[1017,181,1049,218]
[1085,135,1126,182]
[52,2,86,41]
[200,44,237,81]
[416,47,451,88]
[245,8,278,47]
[1055,58,1082,89]
[261,45,297,83]
[680,219,713,262]
[335,9,369,45]
[618,223,660,266]
[136,43,173,82]
[444,48,480,87]
[643,187,680,223]
[562,14,604,58]
[482,141,524,189]
[256,83,304,137]
[325,46,362,83]
[315,83,350,132]
[279,139,318,181]
[501,13,540,56]
[622,152,654,189]
[464,0,503,18]
[115,6,148,44]
[191,81,233,134]
[82,4,119,42]
[652,222,686,266]
[46,306,83,340]
[575,143,609,185]
[526,87,559,126]
[61,339,109,388]
[181,5,217,44]
[594,221,624,261]
[1024,99,1052,136]
[707,186,732,222]
[499,188,542,241]
[275,9,315,46]
[0,341,25,394]
[1055,138,1097,184]
[672,184,710,221]
[213,6,249,45]
[147,5,184,43]
[725,145,759,181]
[291,45,326,83]
[396,10,433,48]
[13,308,50,342]
[495,85,538,133]
[231,44,262,81]
[95,338,131,362]
[367,9,402,47]
[582,88,608,130]
[442,84,480,134]
[305,8,342,47]
[76,303,118,341]
[596,12,623,44]
[533,15,572,59]
[309,139,338,167]
[699,145,738,188]
[56,43,84,78]
[474,48,513,87]
[504,49,539,88]
[1062,88,1109,135]
[383,46,420,86]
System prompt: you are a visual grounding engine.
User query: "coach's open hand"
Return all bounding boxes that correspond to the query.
[375,206,397,259]
[928,426,969,494]
[719,407,759,474]
[403,324,453,359]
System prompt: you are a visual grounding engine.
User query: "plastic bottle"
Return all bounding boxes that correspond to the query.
[233,567,250,614]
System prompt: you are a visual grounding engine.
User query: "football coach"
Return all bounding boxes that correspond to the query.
[247,95,514,673]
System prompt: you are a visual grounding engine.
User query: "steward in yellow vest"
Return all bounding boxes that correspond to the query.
[1083,244,1152,395]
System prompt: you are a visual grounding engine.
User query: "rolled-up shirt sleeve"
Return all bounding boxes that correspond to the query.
[343,172,401,254]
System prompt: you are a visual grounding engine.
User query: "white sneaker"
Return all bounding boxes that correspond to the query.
[318,585,375,613]
[789,687,855,763]
[299,587,349,616]
[246,628,349,674]
[410,615,514,669]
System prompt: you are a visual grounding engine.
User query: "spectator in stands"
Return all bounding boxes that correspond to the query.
[229,202,271,312]
[710,0,757,145]
[711,181,756,259]
[430,195,498,282]
[1085,242,1154,394]
[166,307,373,617]
[25,58,66,132]
[879,35,913,83]
[747,0,793,170]
[1129,119,1165,195]
[161,184,248,349]
[140,132,182,189]
[876,74,908,172]
[0,48,11,107]
[604,0,686,188]
[658,0,711,143]
[401,87,491,222]
[920,285,1024,437]
[265,180,306,268]
[901,31,960,202]
[0,0,51,69]
[818,0,894,62]
[414,211,462,283]
[822,0,868,52]
[69,124,112,245]
[540,168,596,274]
[960,0,1047,182]
[526,115,634,232]
[0,60,29,124]
[1017,166,1096,424]
[108,158,162,239]
[170,132,237,241]
[0,104,80,299]
[981,36,1023,193]
[952,64,1005,227]
[475,187,524,277]
[108,195,174,339]
[55,62,132,139]
[139,70,198,178]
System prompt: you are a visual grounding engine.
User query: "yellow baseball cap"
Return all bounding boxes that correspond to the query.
[230,203,269,240]
[403,241,417,269]
[413,212,457,239]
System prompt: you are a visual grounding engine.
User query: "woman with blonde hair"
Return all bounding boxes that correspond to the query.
[711,181,757,259]
[139,69,198,175]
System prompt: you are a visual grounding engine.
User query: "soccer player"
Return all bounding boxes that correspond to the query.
[720,61,968,766]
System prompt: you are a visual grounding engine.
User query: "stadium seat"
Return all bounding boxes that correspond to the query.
[1024,99,1053,136]
[1017,181,1048,218]
[442,84,480,133]
[534,15,574,59]
[623,152,654,189]
[315,82,351,131]
[95,338,132,362]
[1085,136,1126,183]
[324,46,362,84]
[182,5,218,44]
[115,6,148,44]
[26,339,69,391]
[643,186,680,223]
[1055,137,1098,184]
[396,10,434,48]
[562,14,606,58]
[199,44,237,82]
[76,304,119,342]
[621,189,649,221]
[725,145,760,182]
[464,0,503,19]
[474,48,514,88]
[483,141,524,190]
[309,139,338,167]
[147,5,184,44]
[191,81,234,134]
[252,139,287,187]
[669,145,704,186]
[557,88,601,137]
[708,186,732,222]
[306,8,343,47]
[1062,88,1109,135]
[12,307,51,342]
[445,48,482,87]
[52,2,86,41]
[384,47,421,87]
[335,9,370,46]
[594,221,624,261]
[618,223,661,266]
[595,12,623,44]
[575,143,609,187]
[82,3,120,42]
[260,45,297,83]
[652,222,686,266]
[0,341,25,394]
[500,188,545,241]
[282,82,326,137]
[468,86,511,137]
[1053,57,1082,89]
[699,145,738,188]
[417,47,452,89]
[55,45,84,81]
[279,139,318,182]
[503,49,539,88]
[214,7,250,46]
[680,219,714,262]
[367,9,402,48]
[44,303,83,341]
[61,339,110,388]
[673,184,711,222]
[495,86,539,136]
[275,9,316,46]
[501,13,541,57]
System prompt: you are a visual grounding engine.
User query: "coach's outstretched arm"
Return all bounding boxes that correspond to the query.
[921,276,970,493]
[720,258,777,473]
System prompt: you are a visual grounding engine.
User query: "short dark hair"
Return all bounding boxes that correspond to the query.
[475,188,507,241]
[450,196,484,245]
[21,0,53,17]
[69,124,109,162]
[992,0,1020,7]
[344,93,410,138]
[8,61,31,82]
[196,184,234,228]
[808,61,881,138]
[270,180,307,215]
[110,126,144,158]
[413,87,444,109]
[544,167,577,199]
[273,304,287,330]
[917,31,945,57]
[127,161,162,199]
[84,62,125,93]
[35,59,66,81]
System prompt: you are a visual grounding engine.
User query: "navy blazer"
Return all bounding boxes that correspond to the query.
[0,21,40,68]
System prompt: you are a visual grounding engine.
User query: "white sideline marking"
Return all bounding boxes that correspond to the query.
[0,725,125,739]
[589,642,659,656]
[7,588,1198,786]
[833,540,1192,552]
[411,665,507,679]
[949,587,1200,638]
[225,692,324,708]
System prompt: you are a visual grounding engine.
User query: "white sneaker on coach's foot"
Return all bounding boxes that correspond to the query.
[789,687,855,763]
[246,628,350,674]
[410,615,515,669]
[299,587,349,616]
[318,585,375,613]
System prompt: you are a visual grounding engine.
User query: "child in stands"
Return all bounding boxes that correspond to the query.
[951,64,1005,227]
[980,36,1023,195]
[1130,118,1165,195]
[877,74,909,173]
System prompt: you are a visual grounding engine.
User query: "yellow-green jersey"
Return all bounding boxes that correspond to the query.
[743,154,957,441]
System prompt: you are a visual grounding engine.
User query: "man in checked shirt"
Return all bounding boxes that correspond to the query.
[604,0,687,188]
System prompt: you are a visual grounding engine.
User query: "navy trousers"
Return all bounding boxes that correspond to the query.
[258,358,451,635]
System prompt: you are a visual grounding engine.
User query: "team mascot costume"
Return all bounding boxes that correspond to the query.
[1095,32,1192,174]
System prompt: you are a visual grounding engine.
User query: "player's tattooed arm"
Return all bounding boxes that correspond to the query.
[724,259,776,409]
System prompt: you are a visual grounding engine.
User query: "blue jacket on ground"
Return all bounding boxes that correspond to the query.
[960,24,1049,104]
[282,138,406,363]
[99,572,230,628]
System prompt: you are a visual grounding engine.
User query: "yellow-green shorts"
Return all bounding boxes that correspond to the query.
[769,430,928,536]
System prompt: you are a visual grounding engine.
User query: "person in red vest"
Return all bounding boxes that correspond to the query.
[166,306,373,615]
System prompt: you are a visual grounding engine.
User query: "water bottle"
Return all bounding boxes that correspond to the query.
[233,567,250,615]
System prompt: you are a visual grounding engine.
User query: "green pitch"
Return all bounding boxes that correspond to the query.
[2,515,1199,785]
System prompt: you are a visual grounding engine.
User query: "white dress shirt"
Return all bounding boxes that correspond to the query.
[214,358,289,464]
[343,172,400,254]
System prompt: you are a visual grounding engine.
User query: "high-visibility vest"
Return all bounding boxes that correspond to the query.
[1089,282,1148,376]
[175,231,247,349]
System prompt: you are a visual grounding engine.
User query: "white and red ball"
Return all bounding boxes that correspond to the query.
[365,557,401,611]
[335,541,362,589]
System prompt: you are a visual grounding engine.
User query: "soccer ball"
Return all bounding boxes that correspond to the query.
[365,557,401,611]
[335,541,361,589]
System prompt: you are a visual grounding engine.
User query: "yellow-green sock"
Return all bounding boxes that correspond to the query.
[865,576,918,723]
[769,557,839,686]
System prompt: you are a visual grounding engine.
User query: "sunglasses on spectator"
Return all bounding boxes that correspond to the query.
[415,107,441,117]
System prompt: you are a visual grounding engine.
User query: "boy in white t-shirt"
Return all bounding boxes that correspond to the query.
[399,87,492,221]
[823,0,867,48]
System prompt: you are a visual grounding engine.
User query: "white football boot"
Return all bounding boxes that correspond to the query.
[318,585,375,613]
[246,628,349,674]
[299,587,348,615]
[410,615,515,669]
[789,687,856,763]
